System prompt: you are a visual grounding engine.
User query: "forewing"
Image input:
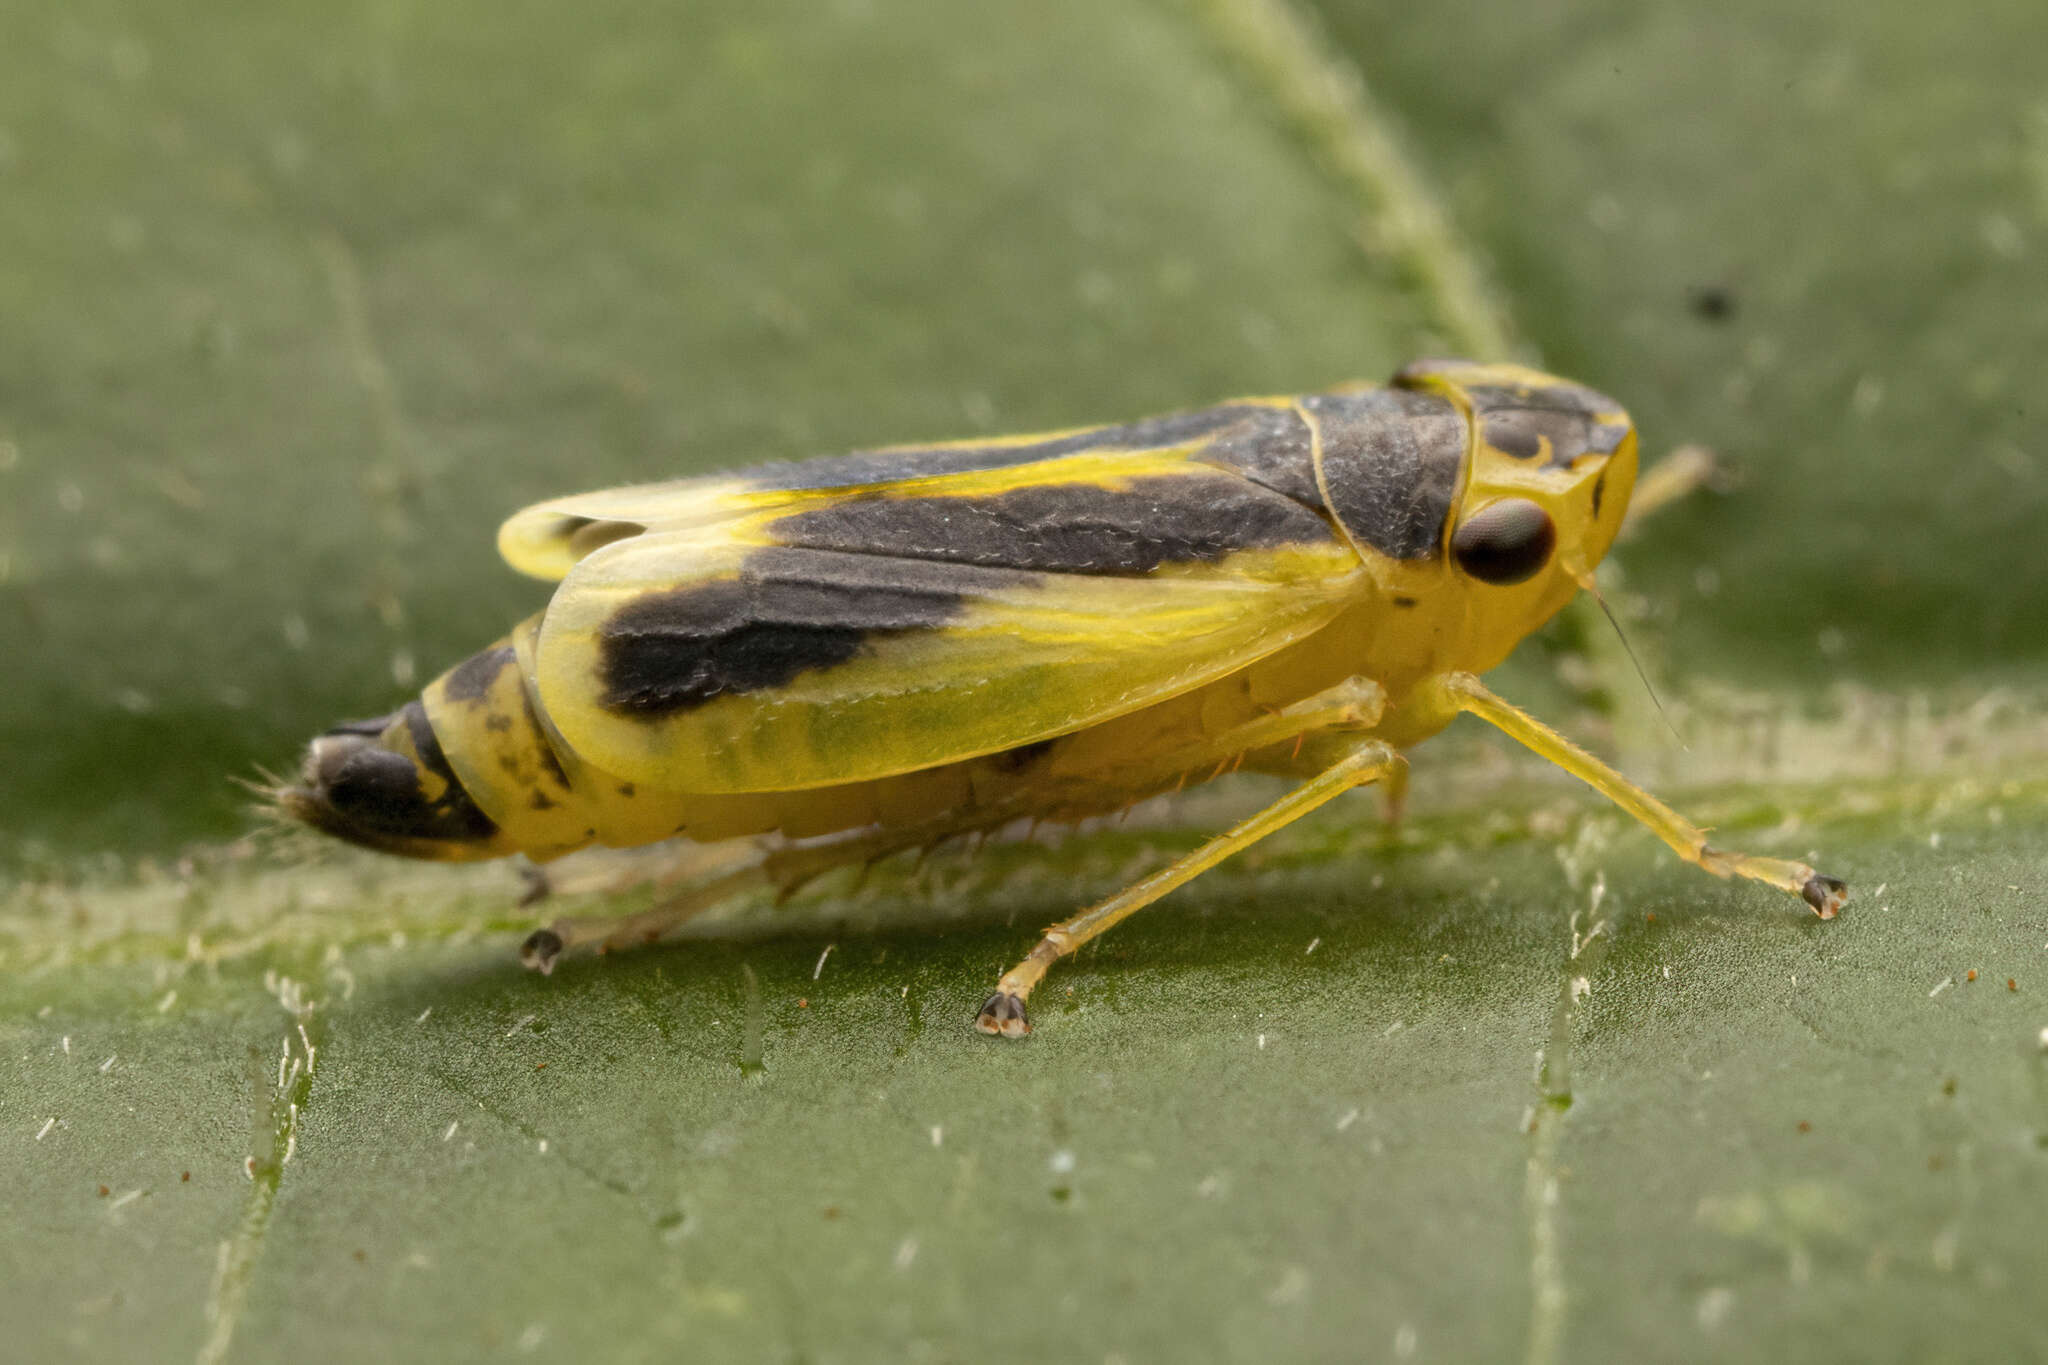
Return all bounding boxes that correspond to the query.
[530,465,1361,792]
[496,397,1321,581]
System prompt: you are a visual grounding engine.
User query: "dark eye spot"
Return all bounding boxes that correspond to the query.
[1452,499,1555,585]
[1483,412,1545,460]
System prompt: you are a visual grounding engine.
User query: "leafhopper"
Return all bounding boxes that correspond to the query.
[279,360,1846,1036]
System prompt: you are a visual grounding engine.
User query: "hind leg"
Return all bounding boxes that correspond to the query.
[519,822,953,971]
[977,736,1405,1037]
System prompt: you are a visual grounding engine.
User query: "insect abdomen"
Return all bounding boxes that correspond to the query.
[414,622,950,859]
[419,627,600,860]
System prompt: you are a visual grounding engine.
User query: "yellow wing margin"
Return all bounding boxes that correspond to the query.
[495,397,1309,581]
[494,429,1128,582]
[498,474,753,582]
[528,461,1363,793]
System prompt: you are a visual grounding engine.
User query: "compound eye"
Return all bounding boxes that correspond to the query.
[1452,498,1555,585]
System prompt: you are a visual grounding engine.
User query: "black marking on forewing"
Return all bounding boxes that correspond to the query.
[441,644,517,703]
[1194,405,1323,507]
[1304,390,1465,561]
[765,473,1334,576]
[739,405,1265,492]
[597,548,1025,716]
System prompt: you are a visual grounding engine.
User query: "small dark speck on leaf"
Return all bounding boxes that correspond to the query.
[97,1185,109,1197]
[353,1249,367,1264]
[181,1171,190,1182]
[1942,1076,1957,1096]
[2009,978,2018,992]
[1797,1121,1812,1134]
[1688,284,1737,321]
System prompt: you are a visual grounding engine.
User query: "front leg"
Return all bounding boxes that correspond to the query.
[1410,673,1848,916]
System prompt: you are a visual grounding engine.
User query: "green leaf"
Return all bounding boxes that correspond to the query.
[6,0,2047,1360]
[1308,0,2048,686]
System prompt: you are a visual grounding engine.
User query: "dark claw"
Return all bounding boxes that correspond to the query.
[1801,875,1849,920]
[520,928,565,974]
[975,992,1030,1038]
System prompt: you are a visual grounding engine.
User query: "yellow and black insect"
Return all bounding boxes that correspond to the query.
[279,359,1845,1036]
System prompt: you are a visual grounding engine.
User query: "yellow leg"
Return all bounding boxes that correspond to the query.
[1379,755,1410,825]
[1251,726,1408,823]
[1413,673,1848,916]
[522,678,1394,977]
[520,862,773,972]
[975,737,1405,1038]
[1234,676,1386,749]
[1620,444,1723,538]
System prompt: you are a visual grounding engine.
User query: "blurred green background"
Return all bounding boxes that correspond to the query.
[5,0,2046,1360]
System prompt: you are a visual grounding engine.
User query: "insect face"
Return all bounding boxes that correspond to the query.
[1395,360,1639,668]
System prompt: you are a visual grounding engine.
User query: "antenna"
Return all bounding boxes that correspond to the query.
[1573,568,1686,751]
